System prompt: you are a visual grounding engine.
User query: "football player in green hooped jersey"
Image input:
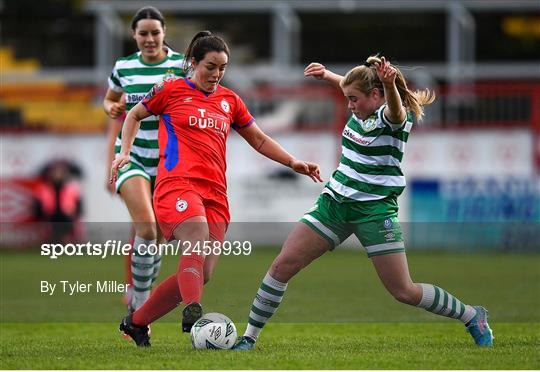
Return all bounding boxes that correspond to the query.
[103,6,185,313]
[234,56,494,350]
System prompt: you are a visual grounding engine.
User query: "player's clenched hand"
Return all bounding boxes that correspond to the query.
[110,154,130,184]
[374,56,396,85]
[290,159,323,182]
[108,102,126,119]
[304,62,326,80]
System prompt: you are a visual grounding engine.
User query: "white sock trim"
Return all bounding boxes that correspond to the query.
[417,283,435,308]
[131,236,156,310]
[244,324,261,341]
[461,305,477,324]
[264,272,288,291]
[133,236,157,256]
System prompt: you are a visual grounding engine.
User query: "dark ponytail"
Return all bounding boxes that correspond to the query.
[183,31,230,74]
[131,6,165,30]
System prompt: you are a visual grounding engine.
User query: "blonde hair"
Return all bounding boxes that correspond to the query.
[340,55,435,121]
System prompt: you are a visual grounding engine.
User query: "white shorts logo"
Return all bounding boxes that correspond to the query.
[176,198,188,212]
[119,163,131,172]
[385,232,395,240]
[220,99,230,113]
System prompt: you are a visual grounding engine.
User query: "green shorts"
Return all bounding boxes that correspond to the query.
[300,192,405,258]
[115,161,155,193]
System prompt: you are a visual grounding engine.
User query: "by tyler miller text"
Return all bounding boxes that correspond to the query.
[40,280,128,296]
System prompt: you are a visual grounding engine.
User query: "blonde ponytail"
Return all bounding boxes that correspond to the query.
[341,55,436,121]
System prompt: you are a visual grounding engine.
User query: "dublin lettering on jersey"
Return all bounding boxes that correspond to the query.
[189,108,230,137]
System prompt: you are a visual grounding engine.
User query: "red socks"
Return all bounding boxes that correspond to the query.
[178,253,205,305]
[131,253,205,326]
[132,274,181,326]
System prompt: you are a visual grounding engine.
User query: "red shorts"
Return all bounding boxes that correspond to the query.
[153,179,230,242]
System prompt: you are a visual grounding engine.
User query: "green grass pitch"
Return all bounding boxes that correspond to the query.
[1,249,539,369]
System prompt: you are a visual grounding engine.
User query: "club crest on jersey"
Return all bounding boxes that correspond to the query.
[361,117,377,132]
[176,198,188,212]
[163,69,176,80]
[220,99,230,113]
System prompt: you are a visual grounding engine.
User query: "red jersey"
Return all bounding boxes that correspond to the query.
[142,77,254,195]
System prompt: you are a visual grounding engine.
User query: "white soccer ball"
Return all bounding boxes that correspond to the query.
[190,312,237,350]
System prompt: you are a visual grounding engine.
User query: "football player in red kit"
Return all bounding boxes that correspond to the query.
[110,31,322,347]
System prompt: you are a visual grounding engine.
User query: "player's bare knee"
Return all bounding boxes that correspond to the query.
[270,255,303,282]
[175,222,209,243]
[390,288,417,305]
[134,223,157,240]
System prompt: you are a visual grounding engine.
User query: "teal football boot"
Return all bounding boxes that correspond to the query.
[232,336,256,350]
[466,306,493,347]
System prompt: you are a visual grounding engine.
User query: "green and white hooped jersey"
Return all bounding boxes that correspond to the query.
[325,105,413,203]
[108,48,185,178]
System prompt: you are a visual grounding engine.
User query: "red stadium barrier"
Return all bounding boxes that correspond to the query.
[436,81,540,129]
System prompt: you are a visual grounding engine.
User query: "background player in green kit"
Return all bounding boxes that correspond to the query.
[234,55,494,350]
[103,6,185,312]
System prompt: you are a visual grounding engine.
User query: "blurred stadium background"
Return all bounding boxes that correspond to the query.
[1,0,539,248]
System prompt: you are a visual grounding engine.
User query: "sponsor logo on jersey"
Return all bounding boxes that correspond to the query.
[343,128,375,146]
[176,198,188,212]
[383,218,393,229]
[220,99,230,113]
[127,93,147,104]
[189,108,229,137]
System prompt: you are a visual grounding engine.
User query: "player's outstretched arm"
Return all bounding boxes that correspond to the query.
[237,122,323,183]
[304,62,343,89]
[109,102,150,183]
